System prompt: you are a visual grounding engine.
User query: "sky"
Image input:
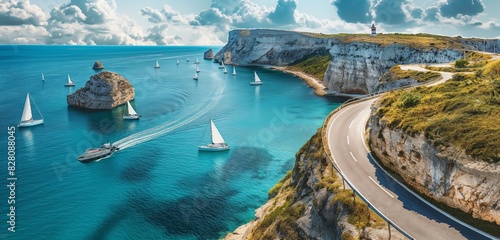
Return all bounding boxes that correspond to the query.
[1,0,499,45]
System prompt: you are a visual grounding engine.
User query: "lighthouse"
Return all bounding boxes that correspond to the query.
[371,23,377,36]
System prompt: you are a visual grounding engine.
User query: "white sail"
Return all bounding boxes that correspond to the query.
[176,59,180,65]
[127,101,137,115]
[223,66,228,74]
[41,73,44,81]
[210,119,225,144]
[195,58,200,64]
[155,60,160,68]
[20,93,33,122]
[232,67,236,76]
[254,71,261,82]
[196,65,200,73]
[193,71,198,79]
[67,74,73,84]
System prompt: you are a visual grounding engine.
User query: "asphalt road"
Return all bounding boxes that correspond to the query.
[326,98,494,240]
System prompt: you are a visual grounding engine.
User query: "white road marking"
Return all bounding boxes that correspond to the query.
[347,135,350,145]
[369,176,394,198]
[349,152,358,162]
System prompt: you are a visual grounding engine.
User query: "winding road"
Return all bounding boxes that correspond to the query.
[325,66,496,239]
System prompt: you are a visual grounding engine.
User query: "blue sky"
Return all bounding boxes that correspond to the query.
[1,0,499,45]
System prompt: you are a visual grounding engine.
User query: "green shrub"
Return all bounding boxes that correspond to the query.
[455,59,469,68]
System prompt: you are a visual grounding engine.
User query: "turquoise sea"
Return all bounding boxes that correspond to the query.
[0,45,341,239]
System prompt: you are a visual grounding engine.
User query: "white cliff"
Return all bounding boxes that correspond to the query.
[215,29,472,94]
[369,106,500,225]
[323,41,462,94]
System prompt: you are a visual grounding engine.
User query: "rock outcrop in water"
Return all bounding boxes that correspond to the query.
[203,49,214,59]
[67,71,134,110]
[92,61,104,70]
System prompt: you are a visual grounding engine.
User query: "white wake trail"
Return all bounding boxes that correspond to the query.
[113,82,225,150]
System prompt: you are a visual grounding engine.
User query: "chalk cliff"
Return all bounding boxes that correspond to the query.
[369,103,500,225]
[214,29,331,66]
[67,71,134,110]
[215,29,500,94]
[323,41,460,94]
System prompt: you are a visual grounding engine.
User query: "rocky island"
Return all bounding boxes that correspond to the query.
[203,48,214,59]
[92,61,104,70]
[67,71,134,110]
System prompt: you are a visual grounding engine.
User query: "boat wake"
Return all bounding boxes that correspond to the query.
[113,82,225,151]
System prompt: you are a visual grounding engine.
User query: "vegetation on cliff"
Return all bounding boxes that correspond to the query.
[287,51,330,80]
[301,32,490,51]
[247,130,388,239]
[382,65,441,83]
[375,60,500,162]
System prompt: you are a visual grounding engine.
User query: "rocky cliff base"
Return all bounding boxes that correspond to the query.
[67,71,134,110]
[225,130,404,240]
[369,105,500,225]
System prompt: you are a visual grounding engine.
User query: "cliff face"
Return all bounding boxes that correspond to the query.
[231,131,404,240]
[67,71,134,110]
[214,29,331,66]
[323,41,461,94]
[215,29,468,94]
[369,104,500,224]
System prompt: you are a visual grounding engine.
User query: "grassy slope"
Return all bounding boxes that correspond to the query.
[300,32,472,49]
[384,65,441,83]
[286,52,330,80]
[375,60,500,162]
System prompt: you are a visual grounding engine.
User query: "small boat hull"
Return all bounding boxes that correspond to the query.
[18,119,44,128]
[78,144,119,163]
[64,83,75,87]
[198,145,230,151]
[250,82,263,85]
[123,115,141,120]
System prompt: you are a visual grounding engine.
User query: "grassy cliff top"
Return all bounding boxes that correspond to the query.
[375,60,500,162]
[301,32,479,50]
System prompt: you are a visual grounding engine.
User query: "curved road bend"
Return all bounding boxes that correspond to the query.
[326,99,493,239]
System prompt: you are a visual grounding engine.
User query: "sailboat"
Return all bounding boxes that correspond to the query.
[223,66,228,74]
[196,65,200,73]
[123,101,141,120]
[250,71,263,85]
[193,70,199,80]
[18,93,44,127]
[154,60,160,68]
[194,58,200,64]
[176,59,180,65]
[41,73,45,81]
[232,67,237,76]
[186,57,190,62]
[198,119,229,151]
[218,61,225,69]
[65,74,75,87]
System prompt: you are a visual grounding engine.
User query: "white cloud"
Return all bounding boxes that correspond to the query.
[0,0,47,26]
[45,0,148,45]
[0,25,49,44]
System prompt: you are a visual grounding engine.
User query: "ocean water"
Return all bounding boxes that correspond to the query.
[0,45,341,239]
